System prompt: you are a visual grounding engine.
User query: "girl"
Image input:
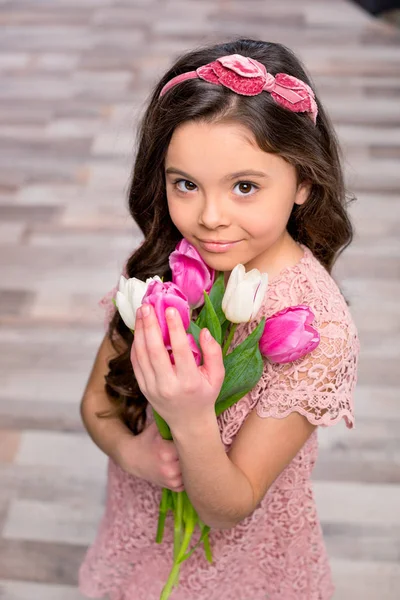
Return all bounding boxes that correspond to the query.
[79,38,359,600]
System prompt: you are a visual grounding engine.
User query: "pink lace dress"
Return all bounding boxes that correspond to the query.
[79,245,360,600]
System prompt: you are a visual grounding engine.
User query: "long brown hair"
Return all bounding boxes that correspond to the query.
[103,38,354,434]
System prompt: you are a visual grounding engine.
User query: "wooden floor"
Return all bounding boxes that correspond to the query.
[0,1,400,599]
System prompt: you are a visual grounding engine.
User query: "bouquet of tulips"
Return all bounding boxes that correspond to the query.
[114,239,319,600]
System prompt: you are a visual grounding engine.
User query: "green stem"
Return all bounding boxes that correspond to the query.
[176,524,210,565]
[160,561,183,600]
[153,409,172,441]
[176,491,199,564]
[156,488,170,544]
[222,323,238,357]
[174,492,184,556]
[171,491,184,588]
[153,410,173,548]
[203,529,213,563]
[171,490,177,511]
[176,520,196,563]
[160,501,196,600]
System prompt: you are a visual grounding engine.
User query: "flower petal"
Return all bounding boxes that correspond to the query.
[222,264,243,314]
[115,290,136,330]
[142,280,191,346]
[118,275,127,295]
[243,268,262,283]
[251,273,268,318]
[259,305,321,363]
[130,278,148,313]
[234,278,258,322]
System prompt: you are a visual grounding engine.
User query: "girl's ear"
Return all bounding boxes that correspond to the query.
[294,181,311,206]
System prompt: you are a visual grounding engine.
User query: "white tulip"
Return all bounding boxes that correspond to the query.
[222,264,268,323]
[115,275,161,330]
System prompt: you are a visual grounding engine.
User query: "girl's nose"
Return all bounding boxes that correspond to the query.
[198,197,230,229]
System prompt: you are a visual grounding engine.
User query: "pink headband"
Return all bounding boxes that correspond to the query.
[160,53,318,124]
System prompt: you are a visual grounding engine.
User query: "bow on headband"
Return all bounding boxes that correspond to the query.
[160,53,318,124]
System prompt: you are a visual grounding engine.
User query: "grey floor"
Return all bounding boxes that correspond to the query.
[0,1,400,599]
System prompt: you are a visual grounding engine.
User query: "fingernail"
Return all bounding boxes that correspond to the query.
[141,304,150,317]
[166,307,176,319]
[204,328,211,341]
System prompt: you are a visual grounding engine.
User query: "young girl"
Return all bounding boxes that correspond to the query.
[79,38,359,600]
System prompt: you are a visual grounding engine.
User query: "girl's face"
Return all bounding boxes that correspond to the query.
[165,120,309,275]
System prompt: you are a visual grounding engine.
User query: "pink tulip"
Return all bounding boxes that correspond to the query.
[169,239,215,309]
[259,305,320,364]
[142,280,190,346]
[169,333,202,366]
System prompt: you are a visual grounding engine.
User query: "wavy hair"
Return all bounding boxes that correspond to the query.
[102,38,354,434]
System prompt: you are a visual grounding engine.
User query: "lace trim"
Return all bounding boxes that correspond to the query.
[256,390,354,428]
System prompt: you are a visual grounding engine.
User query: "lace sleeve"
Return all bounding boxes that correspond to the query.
[98,263,129,331]
[252,320,359,429]
[98,286,118,331]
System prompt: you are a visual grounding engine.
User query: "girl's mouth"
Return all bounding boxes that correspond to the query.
[197,239,242,253]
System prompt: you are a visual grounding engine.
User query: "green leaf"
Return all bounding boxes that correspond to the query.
[187,321,202,347]
[221,319,230,341]
[216,344,264,411]
[215,389,247,417]
[187,321,204,365]
[215,352,263,416]
[232,317,265,353]
[196,273,227,328]
[208,272,227,325]
[214,318,266,410]
[201,292,222,344]
[195,306,205,329]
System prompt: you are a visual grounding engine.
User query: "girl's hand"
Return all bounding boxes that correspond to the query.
[115,421,185,492]
[131,303,225,432]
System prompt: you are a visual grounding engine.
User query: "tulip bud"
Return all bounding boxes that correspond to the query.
[142,280,190,346]
[169,239,215,309]
[222,264,268,323]
[115,275,161,330]
[259,305,320,364]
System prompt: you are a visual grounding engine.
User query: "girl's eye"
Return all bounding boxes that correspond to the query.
[234,181,259,197]
[174,179,197,193]
[172,179,258,196]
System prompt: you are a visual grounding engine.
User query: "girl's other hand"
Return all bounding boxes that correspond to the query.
[115,421,184,492]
